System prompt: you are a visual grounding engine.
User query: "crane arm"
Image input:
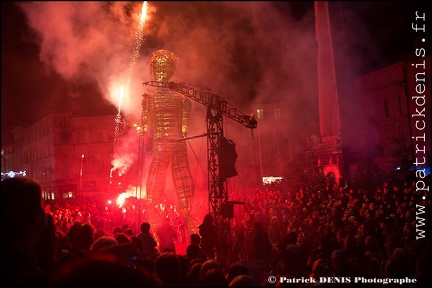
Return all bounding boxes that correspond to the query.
[143,81,257,130]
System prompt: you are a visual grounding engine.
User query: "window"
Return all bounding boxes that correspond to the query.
[384,100,389,118]
[274,108,281,119]
[257,108,264,120]
[60,131,69,144]
[59,115,69,128]
[76,131,85,143]
[397,95,402,116]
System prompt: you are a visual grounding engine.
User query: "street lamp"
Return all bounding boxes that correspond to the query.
[79,154,84,200]
[256,108,264,186]
[133,123,144,233]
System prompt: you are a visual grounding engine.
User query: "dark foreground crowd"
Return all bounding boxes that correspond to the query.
[1,176,431,287]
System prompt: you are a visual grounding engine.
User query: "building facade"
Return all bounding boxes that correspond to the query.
[2,113,120,200]
[357,55,431,174]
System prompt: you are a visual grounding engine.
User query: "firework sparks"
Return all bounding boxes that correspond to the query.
[129,1,148,82]
[112,1,149,172]
[113,86,126,150]
[124,1,148,105]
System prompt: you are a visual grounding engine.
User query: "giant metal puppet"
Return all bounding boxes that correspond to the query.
[141,49,194,215]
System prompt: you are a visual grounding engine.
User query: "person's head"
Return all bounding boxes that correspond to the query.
[94,228,108,241]
[201,268,228,287]
[112,226,123,236]
[336,228,346,241]
[190,233,201,245]
[200,259,222,280]
[226,263,249,284]
[2,177,47,241]
[203,213,213,225]
[186,244,200,259]
[229,275,257,287]
[364,235,378,251]
[140,222,151,234]
[150,49,177,82]
[90,236,118,253]
[114,232,131,245]
[310,259,331,278]
[154,252,181,286]
[187,262,202,284]
[331,250,346,271]
[124,227,134,237]
[393,247,409,263]
[253,221,263,232]
[286,231,298,245]
[67,222,94,254]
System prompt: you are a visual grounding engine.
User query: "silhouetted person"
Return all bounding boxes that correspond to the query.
[201,267,228,287]
[90,236,118,253]
[231,217,246,263]
[114,232,132,245]
[154,252,181,286]
[225,262,250,284]
[330,249,349,277]
[198,214,217,260]
[156,217,177,253]
[123,227,134,238]
[185,244,202,266]
[253,221,272,262]
[93,227,108,241]
[186,262,203,287]
[229,274,257,287]
[136,222,158,257]
[309,259,333,286]
[1,177,49,287]
[60,222,94,262]
[384,247,414,278]
[345,242,375,277]
[35,212,59,272]
[308,235,333,269]
[274,231,309,277]
[112,226,123,236]
[183,233,203,263]
[190,233,201,246]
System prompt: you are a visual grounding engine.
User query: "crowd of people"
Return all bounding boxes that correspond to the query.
[1,175,431,287]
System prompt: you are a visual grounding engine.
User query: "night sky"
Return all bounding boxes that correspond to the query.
[1,1,427,147]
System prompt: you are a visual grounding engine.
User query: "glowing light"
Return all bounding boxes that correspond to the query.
[117,192,128,207]
[262,176,283,185]
[131,122,142,134]
[111,1,149,182]
[125,1,148,91]
[140,1,148,22]
[116,186,138,206]
[113,2,148,135]
[1,170,27,178]
[117,86,125,113]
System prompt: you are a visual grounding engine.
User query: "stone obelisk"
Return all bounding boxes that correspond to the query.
[314,1,364,184]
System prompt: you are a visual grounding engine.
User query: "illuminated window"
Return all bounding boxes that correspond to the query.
[256,108,264,120]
